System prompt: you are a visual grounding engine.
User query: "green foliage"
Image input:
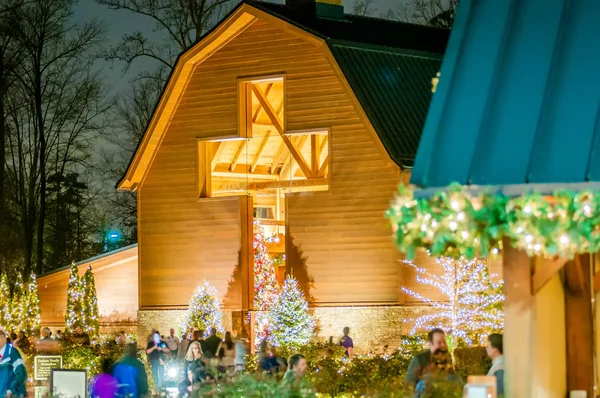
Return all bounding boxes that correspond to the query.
[81,267,100,338]
[25,274,41,335]
[0,273,11,330]
[9,273,26,333]
[243,339,490,397]
[453,347,491,381]
[386,183,600,259]
[181,280,225,336]
[268,276,315,350]
[193,373,317,397]
[65,263,83,331]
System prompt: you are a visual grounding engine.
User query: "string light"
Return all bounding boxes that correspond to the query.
[181,280,225,337]
[65,262,83,332]
[253,221,281,346]
[9,274,26,333]
[402,257,504,346]
[81,267,100,338]
[0,273,12,331]
[267,276,314,349]
[386,183,600,259]
[25,274,41,334]
[65,264,99,338]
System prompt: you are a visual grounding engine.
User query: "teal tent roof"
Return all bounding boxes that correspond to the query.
[410,0,600,196]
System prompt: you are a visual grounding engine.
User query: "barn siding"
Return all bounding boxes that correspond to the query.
[38,246,139,326]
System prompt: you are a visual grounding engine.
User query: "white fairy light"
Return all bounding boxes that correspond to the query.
[402,256,504,346]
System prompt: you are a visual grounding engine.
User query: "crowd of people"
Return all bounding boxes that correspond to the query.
[0,323,504,398]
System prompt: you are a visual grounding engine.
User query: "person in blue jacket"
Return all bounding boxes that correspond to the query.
[112,343,148,398]
[0,330,27,397]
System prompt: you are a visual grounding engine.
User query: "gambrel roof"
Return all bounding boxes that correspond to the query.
[118,1,449,190]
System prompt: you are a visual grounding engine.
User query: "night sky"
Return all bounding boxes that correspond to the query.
[78,0,405,95]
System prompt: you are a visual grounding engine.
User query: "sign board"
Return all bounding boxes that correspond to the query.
[34,355,63,381]
[50,369,87,398]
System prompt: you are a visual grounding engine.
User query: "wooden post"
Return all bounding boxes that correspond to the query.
[502,238,534,397]
[564,254,593,396]
[239,196,255,351]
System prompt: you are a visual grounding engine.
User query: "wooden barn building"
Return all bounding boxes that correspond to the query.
[34,0,462,350]
[115,0,452,350]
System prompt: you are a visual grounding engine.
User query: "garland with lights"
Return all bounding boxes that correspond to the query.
[65,263,83,332]
[81,267,100,338]
[403,257,504,347]
[267,275,314,350]
[181,280,225,337]
[386,183,600,259]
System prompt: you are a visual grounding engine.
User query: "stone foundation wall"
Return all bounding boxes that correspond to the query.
[136,309,245,346]
[312,305,432,354]
[136,305,433,352]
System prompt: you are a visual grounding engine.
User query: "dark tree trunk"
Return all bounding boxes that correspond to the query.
[35,65,45,275]
[0,50,5,221]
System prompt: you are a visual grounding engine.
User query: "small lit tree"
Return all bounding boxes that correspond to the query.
[9,273,26,333]
[403,257,504,346]
[25,274,41,335]
[81,267,99,338]
[181,280,224,336]
[0,273,10,330]
[65,262,83,332]
[253,223,280,345]
[268,275,314,350]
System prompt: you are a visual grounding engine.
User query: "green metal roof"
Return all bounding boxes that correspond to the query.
[329,44,443,167]
[246,1,449,168]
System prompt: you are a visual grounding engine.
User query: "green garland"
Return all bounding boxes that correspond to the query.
[386,183,600,259]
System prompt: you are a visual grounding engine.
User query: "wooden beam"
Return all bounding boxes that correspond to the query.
[283,136,309,179]
[278,137,298,179]
[240,195,254,313]
[311,134,319,177]
[319,135,328,153]
[502,238,534,398]
[251,131,270,173]
[211,178,328,193]
[593,270,600,292]
[229,140,247,171]
[212,170,279,180]
[318,155,329,177]
[250,178,328,191]
[251,83,273,123]
[251,84,312,178]
[211,142,226,171]
[564,254,594,396]
[270,142,287,174]
[531,256,568,294]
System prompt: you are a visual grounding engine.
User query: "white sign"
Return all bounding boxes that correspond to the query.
[51,369,87,398]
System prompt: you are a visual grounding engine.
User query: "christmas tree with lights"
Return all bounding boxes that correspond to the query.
[81,267,99,338]
[65,262,83,332]
[25,274,41,335]
[10,273,26,333]
[253,223,281,345]
[268,275,314,350]
[0,273,11,331]
[403,257,504,346]
[182,280,224,336]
